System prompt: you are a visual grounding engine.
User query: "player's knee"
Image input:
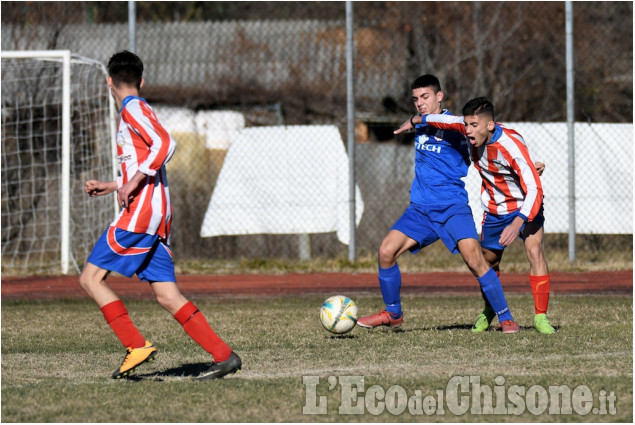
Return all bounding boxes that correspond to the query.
[78,274,89,291]
[525,244,544,265]
[489,258,501,271]
[464,255,488,276]
[377,242,398,267]
[154,292,173,310]
[155,291,186,313]
[78,270,96,292]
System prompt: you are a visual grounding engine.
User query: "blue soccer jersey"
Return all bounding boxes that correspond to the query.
[409,110,470,206]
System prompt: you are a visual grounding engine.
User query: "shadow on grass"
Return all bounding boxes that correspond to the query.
[325,334,358,340]
[360,323,561,333]
[356,323,474,333]
[122,363,213,381]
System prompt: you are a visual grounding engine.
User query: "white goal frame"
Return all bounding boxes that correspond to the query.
[1,50,117,274]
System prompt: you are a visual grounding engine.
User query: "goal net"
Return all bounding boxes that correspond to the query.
[1,51,117,275]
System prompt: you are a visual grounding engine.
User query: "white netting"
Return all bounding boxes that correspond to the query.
[1,53,115,275]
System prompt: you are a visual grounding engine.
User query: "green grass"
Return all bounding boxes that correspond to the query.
[1,294,632,422]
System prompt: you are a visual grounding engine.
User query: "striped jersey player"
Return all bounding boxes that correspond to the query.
[422,97,556,334]
[421,109,543,223]
[80,50,242,381]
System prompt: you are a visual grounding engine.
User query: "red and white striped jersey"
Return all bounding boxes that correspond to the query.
[422,114,543,221]
[112,96,177,239]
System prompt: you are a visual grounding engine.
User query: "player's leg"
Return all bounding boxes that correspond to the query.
[456,238,519,333]
[471,247,503,332]
[377,229,418,316]
[357,229,416,328]
[80,230,156,379]
[151,281,241,379]
[80,263,145,347]
[142,242,241,379]
[523,225,555,334]
[461,212,519,333]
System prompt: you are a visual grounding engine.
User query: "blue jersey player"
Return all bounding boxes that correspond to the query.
[357,75,520,334]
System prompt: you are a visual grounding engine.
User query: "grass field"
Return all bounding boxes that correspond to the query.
[1,292,632,422]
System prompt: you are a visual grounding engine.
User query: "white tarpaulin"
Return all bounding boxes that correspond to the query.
[200,125,364,245]
[464,122,633,234]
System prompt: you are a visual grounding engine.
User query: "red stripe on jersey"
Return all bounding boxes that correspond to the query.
[134,178,156,234]
[501,129,543,220]
[121,109,151,163]
[495,146,520,212]
[140,103,172,171]
[488,145,518,212]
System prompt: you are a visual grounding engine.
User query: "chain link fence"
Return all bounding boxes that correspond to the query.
[1,2,632,274]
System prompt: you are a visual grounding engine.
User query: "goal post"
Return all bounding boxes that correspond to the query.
[1,50,117,275]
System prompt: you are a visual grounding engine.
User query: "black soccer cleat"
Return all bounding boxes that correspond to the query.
[194,352,242,381]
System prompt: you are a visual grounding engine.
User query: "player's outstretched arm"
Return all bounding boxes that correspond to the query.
[394,115,422,135]
[85,180,117,197]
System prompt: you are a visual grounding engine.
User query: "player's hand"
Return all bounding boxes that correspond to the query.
[535,161,545,176]
[117,171,146,209]
[85,180,116,197]
[394,115,420,135]
[117,182,134,209]
[394,119,412,135]
[498,216,525,247]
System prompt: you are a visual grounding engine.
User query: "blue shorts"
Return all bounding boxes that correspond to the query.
[87,227,176,282]
[391,203,479,254]
[480,207,545,251]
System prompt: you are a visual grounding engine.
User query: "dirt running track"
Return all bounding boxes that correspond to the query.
[1,271,632,301]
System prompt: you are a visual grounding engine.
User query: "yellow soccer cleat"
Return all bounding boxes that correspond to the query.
[112,340,157,379]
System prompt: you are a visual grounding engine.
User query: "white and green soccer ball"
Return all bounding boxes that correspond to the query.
[319,295,358,334]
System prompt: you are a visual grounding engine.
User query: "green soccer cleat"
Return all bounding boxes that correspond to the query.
[534,313,556,334]
[471,307,496,333]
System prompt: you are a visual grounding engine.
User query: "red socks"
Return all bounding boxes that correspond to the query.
[101,300,231,362]
[174,301,231,363]
[101,300,145,349]
[530,274,551,314]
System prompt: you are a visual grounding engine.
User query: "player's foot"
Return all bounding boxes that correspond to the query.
[534,313,556,334]
[194,352,242,381]
[500,320,520,334]
[112,340,157,379]
[471,310,496,333]
[357,310,403,329]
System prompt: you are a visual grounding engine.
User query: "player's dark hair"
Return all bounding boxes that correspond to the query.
[411,74,442,93]
[107,50,143,90]
[462,97,496,121]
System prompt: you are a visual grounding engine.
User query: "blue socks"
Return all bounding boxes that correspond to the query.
[477,268,513,322]
[379,263,402,317]
[379,264,510,323]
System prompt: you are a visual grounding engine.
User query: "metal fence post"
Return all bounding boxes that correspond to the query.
[566,1,576,262]
[346,1,356,262]
[128,1,136,53]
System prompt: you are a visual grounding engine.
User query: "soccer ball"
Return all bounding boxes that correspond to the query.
[320,295,358,334]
